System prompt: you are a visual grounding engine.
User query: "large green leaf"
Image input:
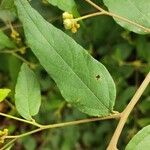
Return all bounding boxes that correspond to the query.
[47,0,78,15]
[103,0,150,34]
[0,30,15,49]
[15,0,116,117]
[15,63,41,120]
[126,125,150,150]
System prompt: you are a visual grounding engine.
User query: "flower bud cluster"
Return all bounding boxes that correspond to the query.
[0,128,8,143]
[11,27,21,44]
[63,12,80,33]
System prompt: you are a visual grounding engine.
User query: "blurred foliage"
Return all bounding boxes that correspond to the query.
[0,0,149,149]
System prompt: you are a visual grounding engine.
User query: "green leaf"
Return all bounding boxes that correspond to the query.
[15,0,116,117]
[126,125,150,150]
[0,30,16,49]
[15,63,41,120]
[47,0,78,15]
[0,88,11,102]
[103,0,150,34]
[0,0,14,9]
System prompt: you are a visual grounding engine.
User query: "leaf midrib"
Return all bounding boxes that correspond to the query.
[23,68,32,119]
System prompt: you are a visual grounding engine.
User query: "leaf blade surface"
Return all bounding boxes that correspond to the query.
[15,0,116,117]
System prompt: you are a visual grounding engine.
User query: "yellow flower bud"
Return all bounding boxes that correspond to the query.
[11,29,19,38]
[62,12,80,33]
[0,128,8,143]
[19,46,26,54]
[71,27,77,33]
[63,19,73,29]
[3,129,8,134]
[10,24,21,44]
[76,23,80,29]
[62,12,73,19]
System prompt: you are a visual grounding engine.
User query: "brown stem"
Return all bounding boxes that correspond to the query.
[75,12,104,21]
[6,113,120,139]
[84,0,105,12]
[107,72,150,150]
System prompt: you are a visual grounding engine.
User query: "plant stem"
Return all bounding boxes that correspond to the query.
[5,113,120,139]
[84,0,150,33]
[0,24,22,31]
[0,112,42,127]
[107,71,150,150]
[105,12,150,33]
[85,0,105,12]
[75,12,104,21]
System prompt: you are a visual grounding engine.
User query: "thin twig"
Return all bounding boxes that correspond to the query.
[105,12,150,33]
[107,72,150,150]
[0,24,22,31]
[0,112,43,128]
[5,113,120,139]
[75,12,104,21]
[0,50,37,68]
[84,0,105,12]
